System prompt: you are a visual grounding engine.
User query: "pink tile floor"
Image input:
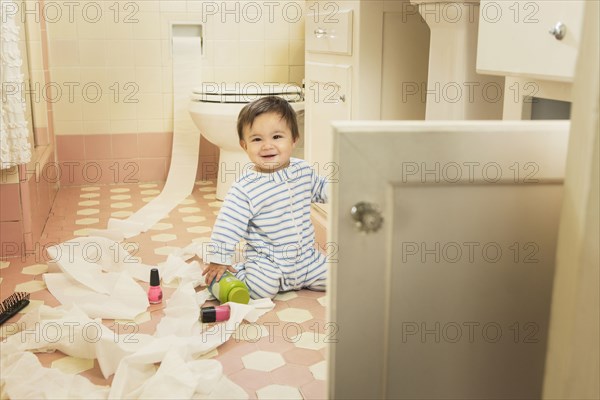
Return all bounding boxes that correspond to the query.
[0,181,328,399]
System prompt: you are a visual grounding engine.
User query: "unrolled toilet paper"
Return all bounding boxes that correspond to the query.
[91,34,204,239]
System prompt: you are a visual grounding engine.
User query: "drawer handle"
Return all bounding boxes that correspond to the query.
[549,22,566,40]
[314,28,328,38]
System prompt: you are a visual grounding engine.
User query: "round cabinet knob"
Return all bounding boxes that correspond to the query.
[549,22,566,40]
[350,202,383,233]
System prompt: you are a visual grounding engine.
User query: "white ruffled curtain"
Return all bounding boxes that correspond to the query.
[0,0,32,168]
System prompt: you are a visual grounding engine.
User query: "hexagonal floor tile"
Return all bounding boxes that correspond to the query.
[182,215,206,223]
[52,356,95,374]
[14,280,46,293]
[21,264,48,275]
[242,350,285,372]
[150,222,174,231]
[80,193,100,199]
[283,347,323,366]
[234,324,269,342]
[276,308,313,324]
[317,295,327,307]
[309,360,326,380]
[110,194,131,200]
[110,202,132,209]
[111,211,133,218]
[187,226,212,234]
[75,218,99,225]
[178,207,201,214]
[256,384,303,400]
[77,208,99,216]
[154,246,179,256]
[151,234,177,243]
[192,236,211,246]
[291,332,327,351]
[78,200,99,206]
[179,198,197,205]
[274,291,298,302]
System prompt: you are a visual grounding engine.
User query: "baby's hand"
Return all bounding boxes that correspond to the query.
[202,263,236,286]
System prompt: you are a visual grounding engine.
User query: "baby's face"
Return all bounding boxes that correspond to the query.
[240,112,297,173]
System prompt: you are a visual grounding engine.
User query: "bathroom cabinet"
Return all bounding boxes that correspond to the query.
[477,0,585,82]
[304,0,429,221]
[477,0,585,120]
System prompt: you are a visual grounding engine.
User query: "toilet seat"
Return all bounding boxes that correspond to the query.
[191,83,303,103]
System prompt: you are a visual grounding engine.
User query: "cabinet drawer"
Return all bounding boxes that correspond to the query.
[477,0,585,82]
[306,8,353,55]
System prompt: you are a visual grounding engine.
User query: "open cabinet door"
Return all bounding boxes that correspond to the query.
[327,120,569,399]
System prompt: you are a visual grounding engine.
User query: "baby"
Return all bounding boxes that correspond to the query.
[202,95,329,299]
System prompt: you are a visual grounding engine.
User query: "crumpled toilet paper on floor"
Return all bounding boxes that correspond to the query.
[1,283,274,399]
[44,237,153,320]
[43,237,215,320]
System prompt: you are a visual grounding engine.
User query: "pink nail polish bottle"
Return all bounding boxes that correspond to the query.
[148,268,162,304]
[200,305,231,323]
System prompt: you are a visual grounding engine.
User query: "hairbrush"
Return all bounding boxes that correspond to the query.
[0,292,30,325]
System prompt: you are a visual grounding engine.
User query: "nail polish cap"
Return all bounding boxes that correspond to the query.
[150,268,160,286]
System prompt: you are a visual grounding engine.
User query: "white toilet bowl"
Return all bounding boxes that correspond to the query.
[189,83,304,200]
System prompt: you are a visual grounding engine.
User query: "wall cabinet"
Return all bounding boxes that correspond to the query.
[304,0,429,216]
[477,0,585,82]
[305,62,351,215]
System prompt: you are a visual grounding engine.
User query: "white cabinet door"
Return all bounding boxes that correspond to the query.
[305,62,351,214]
[477,0,585,82]
[328,120,569,399]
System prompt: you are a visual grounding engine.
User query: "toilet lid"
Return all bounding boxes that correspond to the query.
[191,83,303,103]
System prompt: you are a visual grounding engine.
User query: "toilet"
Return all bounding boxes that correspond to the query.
[189,83,305,200]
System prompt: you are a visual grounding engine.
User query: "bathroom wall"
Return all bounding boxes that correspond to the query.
[1,0,58,257]
[45,0,306,185]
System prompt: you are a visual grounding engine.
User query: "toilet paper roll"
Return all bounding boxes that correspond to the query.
[90,36,204,240]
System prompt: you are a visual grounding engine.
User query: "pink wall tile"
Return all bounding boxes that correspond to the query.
[0,184,21,221]
[0,221,24,257]
[112,158,143,184]
[57,135,85,161]
[84,134,112,160]
[58,161,85,185]
[139,132,173,158]
[112,134,139,159]
[88,160,129,185]
[137,158,168,182]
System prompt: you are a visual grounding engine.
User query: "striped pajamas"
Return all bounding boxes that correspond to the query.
[205,158,328,299]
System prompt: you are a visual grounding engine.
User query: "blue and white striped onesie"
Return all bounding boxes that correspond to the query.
[205,158,328,299]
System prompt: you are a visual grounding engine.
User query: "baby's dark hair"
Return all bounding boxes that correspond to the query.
[237,96,300,142]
